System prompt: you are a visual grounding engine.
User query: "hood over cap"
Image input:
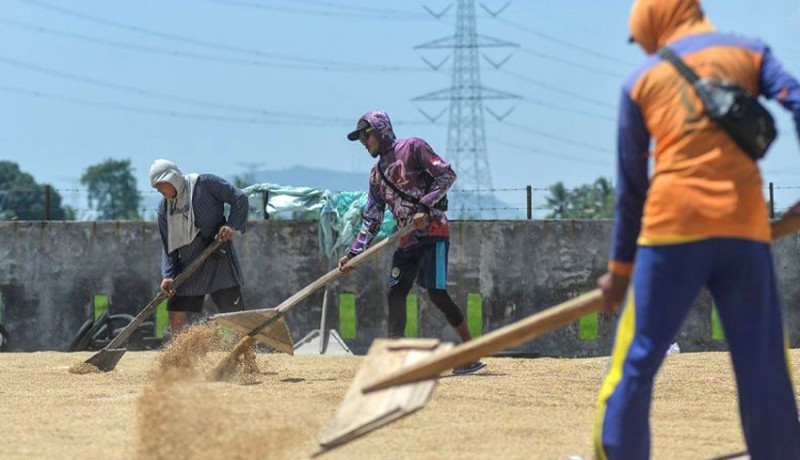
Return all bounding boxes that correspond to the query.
[346,110,397,146]
[629,0,714,55]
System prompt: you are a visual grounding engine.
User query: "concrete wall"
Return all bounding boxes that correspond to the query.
[2,220,800,356]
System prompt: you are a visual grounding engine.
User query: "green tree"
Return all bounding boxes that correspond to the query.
[544,182,571,217]
[545,177,615,219]
[80,159,141,220]
[0,161,74,220]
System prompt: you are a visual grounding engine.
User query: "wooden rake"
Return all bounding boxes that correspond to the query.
[312,214,800,455]
[209,224,416,380]
[362,214,800,392]
[80,240,223,372]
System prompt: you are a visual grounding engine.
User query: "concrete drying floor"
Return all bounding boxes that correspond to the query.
[1,349,786,460]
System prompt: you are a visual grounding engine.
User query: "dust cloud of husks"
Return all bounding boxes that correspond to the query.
[136,323,295,459]
[136,368,296,460]
[156,322,224,375]
[154,322,262,382]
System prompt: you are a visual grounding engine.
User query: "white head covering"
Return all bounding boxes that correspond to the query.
[150,159,200,252]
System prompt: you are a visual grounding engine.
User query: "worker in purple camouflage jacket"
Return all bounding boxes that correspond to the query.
[338,110,486,375]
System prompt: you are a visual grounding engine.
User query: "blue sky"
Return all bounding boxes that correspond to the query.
[2,0,799,217]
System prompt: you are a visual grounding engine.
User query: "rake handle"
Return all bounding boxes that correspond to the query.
[363,290,602,392]
[771,214,800,240]
[245,224,416,338]
[102,239,223,349]
[363,215,800,392]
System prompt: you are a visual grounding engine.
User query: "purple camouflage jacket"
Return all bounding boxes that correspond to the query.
[348,111,456,256]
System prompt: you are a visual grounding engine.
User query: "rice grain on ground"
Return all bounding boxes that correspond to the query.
[1,350,784,459]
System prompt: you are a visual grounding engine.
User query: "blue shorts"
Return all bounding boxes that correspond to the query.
[389,239,449,290]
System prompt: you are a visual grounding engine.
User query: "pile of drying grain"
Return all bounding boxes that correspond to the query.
[136,323,297,459]
[5,350,763,459]
[67,361,101,375]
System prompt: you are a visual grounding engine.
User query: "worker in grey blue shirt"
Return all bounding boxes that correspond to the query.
[150,159,249,334]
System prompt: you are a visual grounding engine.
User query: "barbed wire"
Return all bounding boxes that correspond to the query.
[0,188,161,194]
[448,187,528,193]
[50,205,800,214]
[3,183,800,195]
[456,206,561,212]
[456,207,527,212]
[64,209,161,213]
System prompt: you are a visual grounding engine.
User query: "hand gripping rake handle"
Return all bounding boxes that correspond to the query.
[103,239,224,349]
[244,224,416,339]
[82,239,223,374]
[363,215,800,392]
[209,224,417,380]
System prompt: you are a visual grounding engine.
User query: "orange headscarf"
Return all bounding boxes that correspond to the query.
[629,0,715,54]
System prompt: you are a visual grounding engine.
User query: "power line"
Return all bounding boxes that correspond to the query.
[521,97,614,122]
[0,18,322,70]
[416,51,615,122]
[763,167,800,176]
[509,3,621,39]
[0,17,426,73]
[488,137,613,167]
[12,0,424,71]
[0,83,342,126]
[496,17,636,66]
[1,81,430,128]
[518,47,626,78]
[203,0,428,20]
[500,68,616,109]
[500,121,614,154]
[15,0,307,63]
[0,53,350,123]
[290,0,426,15]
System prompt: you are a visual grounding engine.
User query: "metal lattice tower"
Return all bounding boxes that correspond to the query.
[414,0,520,216]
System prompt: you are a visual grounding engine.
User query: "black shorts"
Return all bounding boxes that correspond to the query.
[389,239,449,290]
[167,285,245,313]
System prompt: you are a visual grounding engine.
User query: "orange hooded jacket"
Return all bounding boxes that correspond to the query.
[609,0,800,276]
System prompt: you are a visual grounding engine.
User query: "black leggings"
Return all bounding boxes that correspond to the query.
[387,276,465,338]
[167,285,245,313]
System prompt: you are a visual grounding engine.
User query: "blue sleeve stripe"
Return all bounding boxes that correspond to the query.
[759,48,800,141]
[611,90,650,264]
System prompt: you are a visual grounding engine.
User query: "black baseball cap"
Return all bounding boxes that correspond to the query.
[346,119,371,141]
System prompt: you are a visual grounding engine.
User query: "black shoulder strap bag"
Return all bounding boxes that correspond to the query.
[376,164,448,212]
[658,46,776,161]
